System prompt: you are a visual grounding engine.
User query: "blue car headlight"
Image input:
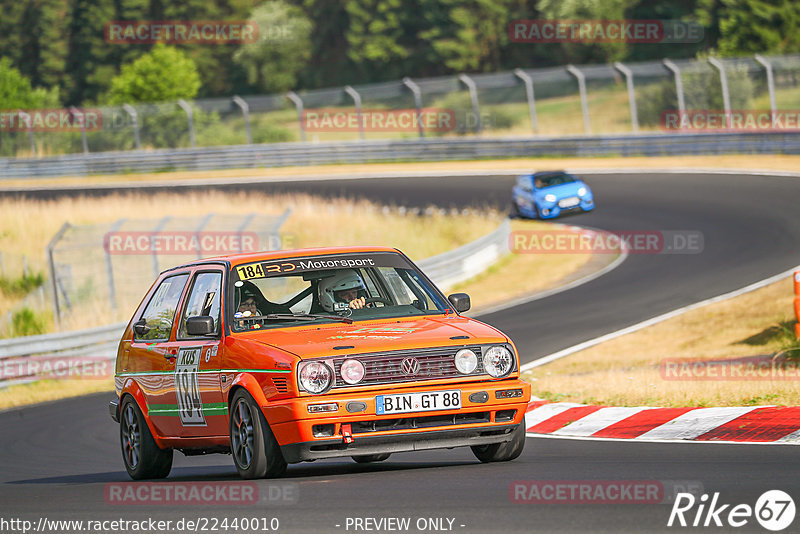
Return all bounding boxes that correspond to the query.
[544,194,557,203]
[577,187,587,197]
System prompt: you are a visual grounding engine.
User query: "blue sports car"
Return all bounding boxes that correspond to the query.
[511,171,595,219]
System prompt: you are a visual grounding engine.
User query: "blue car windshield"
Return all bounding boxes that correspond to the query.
[535,173,576,188]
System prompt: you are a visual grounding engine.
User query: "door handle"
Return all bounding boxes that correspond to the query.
[164,348,177,361]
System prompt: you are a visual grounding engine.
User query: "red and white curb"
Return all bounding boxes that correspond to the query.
[524,401,800,443]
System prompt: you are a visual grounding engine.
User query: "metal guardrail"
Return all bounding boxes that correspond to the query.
[2,132,800,179]
[0,219,512,386]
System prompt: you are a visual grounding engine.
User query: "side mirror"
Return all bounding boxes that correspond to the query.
[447,293,471,313]
[186,316,215,336]
[133,318,150,337]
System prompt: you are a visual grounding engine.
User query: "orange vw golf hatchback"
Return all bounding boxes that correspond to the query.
[110,247,531,479]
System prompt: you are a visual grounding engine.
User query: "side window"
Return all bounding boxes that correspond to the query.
[179,272,222,338]
[136,274,189,341]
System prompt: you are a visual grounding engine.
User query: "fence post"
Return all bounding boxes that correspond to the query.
[122,104,141,150]
[344,86,365,140]
[614,62,639,133]
[18,110,36,156]
[194,213,214,260]
[232,96,252,144]
[104,218,126,311]
[70,107,89,154]
[177,99,196,148]
[270,209,293,251]
[46,222,71,329]
[286,91,306,142]
[458,74,481,133]
[708,57,732,129]
[402,77,425,138]
[566,65,591,134]
[513,69,538,133]
[151,216,172,278]
[236,213,257,252]
[754,54,777,128]
[662,59,686,130]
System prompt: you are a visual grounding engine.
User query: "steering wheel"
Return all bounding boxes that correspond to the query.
[363,297,392,307]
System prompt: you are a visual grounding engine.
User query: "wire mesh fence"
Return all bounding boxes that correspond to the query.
[45,211,291,329]
[3,53,799,158]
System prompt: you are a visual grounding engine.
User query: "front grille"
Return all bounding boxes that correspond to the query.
[350,411,490,434]
[331,346,485,388]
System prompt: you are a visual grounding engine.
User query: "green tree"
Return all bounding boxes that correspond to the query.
[106,44,201,104]
[233,0,312,93]
[0,58,59,109]
[420,0,513,73]
[537,0,638,63]
[713,0,800,56]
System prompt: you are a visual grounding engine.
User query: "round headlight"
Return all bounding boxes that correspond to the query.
[577,187,587,196]
[340,359,365,385]
[454,349,478,374]
[544,194,557,203]
[299,361,333,394]
[482,346,514,378]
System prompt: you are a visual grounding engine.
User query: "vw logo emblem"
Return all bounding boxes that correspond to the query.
[400,357,420,375]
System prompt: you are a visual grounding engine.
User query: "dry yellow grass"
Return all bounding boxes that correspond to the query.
[0,191,502,331]
[525,276,800,407]
[2,154,799,189]
[454,219,603,312]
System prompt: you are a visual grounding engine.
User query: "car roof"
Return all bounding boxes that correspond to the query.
[532,170,573,178]
[160,246,402,274]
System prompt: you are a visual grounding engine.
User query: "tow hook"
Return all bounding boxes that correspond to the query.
[341,424,354,444]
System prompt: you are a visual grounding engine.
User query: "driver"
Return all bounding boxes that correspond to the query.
[318,269,368,312]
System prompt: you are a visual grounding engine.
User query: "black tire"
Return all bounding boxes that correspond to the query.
[351,453,391,463]
[509,199,521,219]
[471,423,526,463]
[230,389,287,479]
[120,396,173,480]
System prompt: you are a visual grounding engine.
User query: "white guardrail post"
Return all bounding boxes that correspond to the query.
[0,219,512,387]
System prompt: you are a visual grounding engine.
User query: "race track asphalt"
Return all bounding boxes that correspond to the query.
[2,171,800,533]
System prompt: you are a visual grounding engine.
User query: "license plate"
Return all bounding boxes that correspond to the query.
[559,197,580,208]
[376,390,461,415]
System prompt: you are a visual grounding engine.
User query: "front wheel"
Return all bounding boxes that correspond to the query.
[120,397,173,480]
[471,423,526,463]
[352,453,391,463]
[230,389,287,479]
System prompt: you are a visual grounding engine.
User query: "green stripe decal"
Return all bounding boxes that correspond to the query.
[148,402,228,417]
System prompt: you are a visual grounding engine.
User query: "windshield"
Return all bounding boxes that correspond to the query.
[230,252,451,331]
[535,173,577,188]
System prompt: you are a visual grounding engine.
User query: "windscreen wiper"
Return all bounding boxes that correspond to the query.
[252,313,353,324]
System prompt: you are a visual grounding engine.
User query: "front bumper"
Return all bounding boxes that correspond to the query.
[281,423,521,463]
[268,378,530,463]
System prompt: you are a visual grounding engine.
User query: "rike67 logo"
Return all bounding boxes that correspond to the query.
[668,490,795,531]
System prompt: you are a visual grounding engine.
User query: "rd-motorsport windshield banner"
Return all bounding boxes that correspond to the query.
[234,252,411,281]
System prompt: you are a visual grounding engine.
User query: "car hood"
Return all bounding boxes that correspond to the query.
[241,315,509,360]
[537,181,585,198]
